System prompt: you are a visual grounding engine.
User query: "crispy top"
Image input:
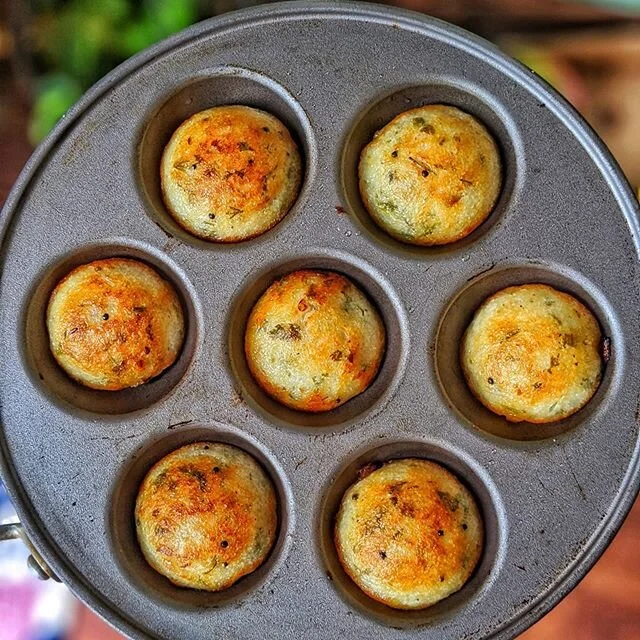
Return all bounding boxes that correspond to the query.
[335,459,483,610]
[135,442,277,592]
[244,270,386,412]
[46,258,184,391]
[461,284,603,423]
[359,104,502,245]
[161,105,302,242]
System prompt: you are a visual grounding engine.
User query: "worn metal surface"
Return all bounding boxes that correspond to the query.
[0,522,59,580]
[1,2,639,639]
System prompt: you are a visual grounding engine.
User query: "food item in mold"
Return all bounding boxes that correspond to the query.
[161,105,302,242]
[461,283,603,423]
[358,104,502,245]
[135,442,277,591]
[334,458,483,609]
[46,257,184,390]
[244,269,386,412]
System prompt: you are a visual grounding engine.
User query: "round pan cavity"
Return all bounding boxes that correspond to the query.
[23,238,203,416]
[341,80,522,259]
[0,4,638,640]
[138,67,315,248]
[435,262,622,441]
[244,269,386,413]
[227,249,410,430]
[317,439,507,628]
[108,421,294,609]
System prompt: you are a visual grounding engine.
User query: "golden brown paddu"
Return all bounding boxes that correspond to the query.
[161,105,302,242]
[135,442,277,591]
[461,284,603,423]
[359,104,502,245]
[47,258,184,390]
[244,269,386,412]
[335,458,483,609]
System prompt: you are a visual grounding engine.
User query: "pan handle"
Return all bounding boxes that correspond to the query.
[0,522,60,581]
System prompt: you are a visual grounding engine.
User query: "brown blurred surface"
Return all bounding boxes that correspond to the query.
[500,26,640,186]
[521,498,640,640]
[391,0,635,34]
[1,5,640,640]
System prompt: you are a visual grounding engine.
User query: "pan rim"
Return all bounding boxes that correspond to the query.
[1,3,639,639]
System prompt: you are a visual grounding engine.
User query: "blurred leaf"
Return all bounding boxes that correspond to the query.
[118,20,161,57]
[117,0,199,56]
[32,6,111,81]
[63,13,113,82]
[28,73,83,144]
[29,0,202,136]
[147,0,199,35]
[92,0,132,23]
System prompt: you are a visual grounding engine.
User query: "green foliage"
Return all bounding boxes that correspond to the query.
[119,0,199,57]
[29,0,200,143]
[28,73,83,144]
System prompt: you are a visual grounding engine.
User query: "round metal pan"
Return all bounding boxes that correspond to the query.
[1,2,639,638]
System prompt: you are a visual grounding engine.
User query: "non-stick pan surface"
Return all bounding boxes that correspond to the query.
[1,3,639,639]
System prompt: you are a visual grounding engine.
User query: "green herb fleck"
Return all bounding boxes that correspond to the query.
[379,200,397,213]
[269,323,302,340]
[179,466,207,492]
[581,376,594,390]
[153,471,167,487]
[437,491,459,513]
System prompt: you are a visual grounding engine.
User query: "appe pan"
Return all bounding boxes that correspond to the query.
[1,2,639,639]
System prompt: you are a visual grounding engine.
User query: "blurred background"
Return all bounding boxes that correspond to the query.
[0,0,639,638]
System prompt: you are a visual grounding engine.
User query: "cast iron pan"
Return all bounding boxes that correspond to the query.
[1,2,639,638]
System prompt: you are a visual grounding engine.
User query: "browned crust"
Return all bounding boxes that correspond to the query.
[244,269,386,412]
[334,458,483,610]
[160,105,301,243]
[461,283,602,423]
[135,442,277,591]
[46,258,184,390]
[358,104,502,246]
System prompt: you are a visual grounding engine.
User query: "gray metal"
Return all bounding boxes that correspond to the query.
[0,522,59,580]
[0,2,639,639]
